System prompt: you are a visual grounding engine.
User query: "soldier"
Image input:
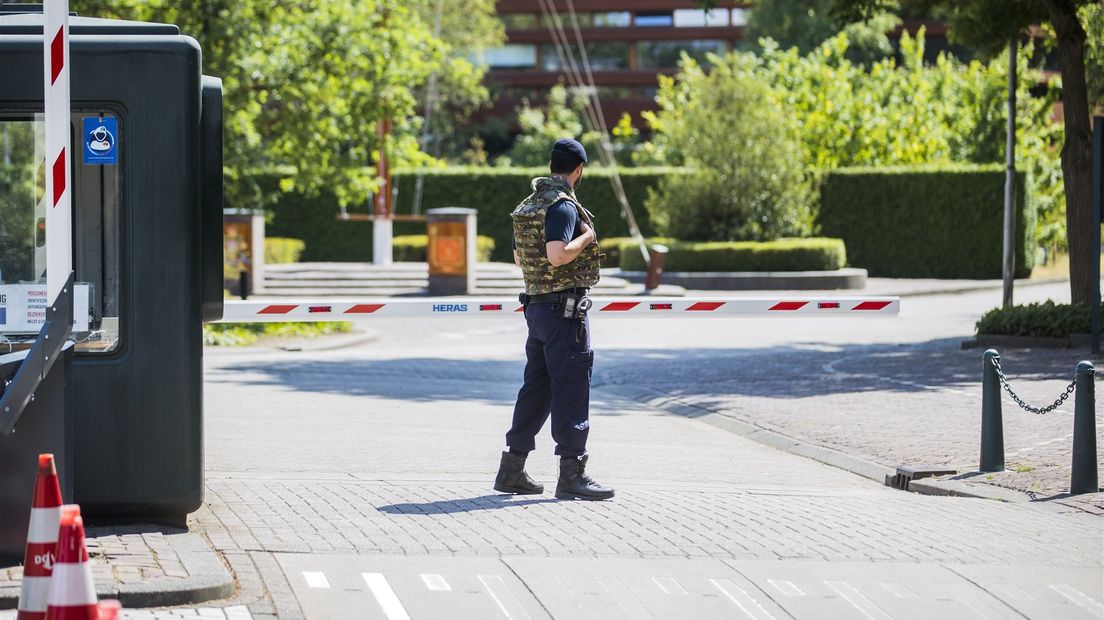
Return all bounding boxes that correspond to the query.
[493,138,615,501]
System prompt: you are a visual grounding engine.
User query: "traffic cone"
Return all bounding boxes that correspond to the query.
[45,505,98,620]
[96,600,122,620]
[16,454,64,620]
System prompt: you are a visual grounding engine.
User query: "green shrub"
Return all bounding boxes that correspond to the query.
[265,237,306,264]
[203,321,352,346]
[392,234,495,262]
[818,165,1035,279]
[619,238,846,272]
[644,54,814,241]
[976,301,1092,338]
[600,237,675,269]
[251,167,683,263]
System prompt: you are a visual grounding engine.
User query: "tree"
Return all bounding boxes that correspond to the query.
[832,0,1098,304]
[71,0,502,208]
[746,0,900,65]
[644,55,814,241]
[503,85,603,167]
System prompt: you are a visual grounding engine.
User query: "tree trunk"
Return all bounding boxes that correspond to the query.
[1045,0,1094,304]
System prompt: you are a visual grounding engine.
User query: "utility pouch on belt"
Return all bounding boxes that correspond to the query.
[561,293,592,320]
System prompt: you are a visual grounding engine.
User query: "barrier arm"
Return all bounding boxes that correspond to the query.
[220,296,901,321]
[0,0,74,435]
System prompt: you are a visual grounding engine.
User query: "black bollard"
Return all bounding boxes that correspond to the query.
[980,349,1005,472]
[239,269,249,300]
[1070,361,1098,494]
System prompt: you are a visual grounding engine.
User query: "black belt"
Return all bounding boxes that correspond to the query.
[524,288,589,304]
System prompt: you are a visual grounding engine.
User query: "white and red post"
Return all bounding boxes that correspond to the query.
[43,0,72,305]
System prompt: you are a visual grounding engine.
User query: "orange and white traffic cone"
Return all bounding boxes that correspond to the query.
[45,505,98,620]
[95,600,122,620]
[16,454,64,620]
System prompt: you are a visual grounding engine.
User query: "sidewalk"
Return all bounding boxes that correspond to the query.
[0,527,231,610]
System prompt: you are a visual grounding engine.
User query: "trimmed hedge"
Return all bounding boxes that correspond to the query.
[976,301,1092,338]
[392,234,496,262]
[600,237,674,268]
[391,167,681,262]
[255,167,683,263]
[265,237,306,264]
[818,165,1035,279]
[619,238,847,272]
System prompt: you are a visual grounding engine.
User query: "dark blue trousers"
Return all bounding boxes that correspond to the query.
[506,302,593,457]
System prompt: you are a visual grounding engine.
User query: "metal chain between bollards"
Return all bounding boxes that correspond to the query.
[989,356,1078,415]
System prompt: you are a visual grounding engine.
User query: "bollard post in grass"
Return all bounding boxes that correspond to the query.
[1070,361,1098,494]
[981,349,1005,472]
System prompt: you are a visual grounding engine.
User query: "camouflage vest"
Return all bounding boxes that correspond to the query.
[511,177,602,295]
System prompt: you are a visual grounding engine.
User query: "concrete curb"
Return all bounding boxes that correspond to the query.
[0,533,233,610]
[595,383,1070,508]
[618,268,867,291]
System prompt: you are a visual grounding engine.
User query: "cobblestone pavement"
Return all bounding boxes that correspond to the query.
[595,283,1103,513]
[5,282,1099,618]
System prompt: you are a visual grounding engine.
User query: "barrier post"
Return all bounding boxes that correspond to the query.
[1070,361,1098,494]
[980,349,1005,472]
[644,244,668,292]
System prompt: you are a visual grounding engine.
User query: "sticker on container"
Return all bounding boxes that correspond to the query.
[83,117,118,164]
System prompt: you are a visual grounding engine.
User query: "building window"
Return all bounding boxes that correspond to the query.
[541,42,630,71]
[501,14,538,29]
[591,12,631,27]
[635,12,674,27]
[637,40,728,69]
[482,44,537,69]
[0,112,122,354]
[731,8,750,27]
[673,9,729,27]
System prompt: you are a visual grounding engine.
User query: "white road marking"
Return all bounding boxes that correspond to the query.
[878,582,913,599]
[652,576,688,595]
[224,606,254,620]
[421,573,452,591]
[767,579,805,596]
[1050,584,1104,618]
[478,574,531,620]
[825,581,891,620]
[362,573,412,620]
[302,571,330,589]
[710,578,776,620]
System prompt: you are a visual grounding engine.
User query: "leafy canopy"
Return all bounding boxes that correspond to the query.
[71,0,503,207]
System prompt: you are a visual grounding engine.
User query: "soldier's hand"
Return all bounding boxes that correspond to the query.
[580,221,597,244]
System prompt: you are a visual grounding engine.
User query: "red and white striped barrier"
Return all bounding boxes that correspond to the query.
[220,296,899,322]
[44,0,72,305]
[16,455,63,620]
[45,505,97,620]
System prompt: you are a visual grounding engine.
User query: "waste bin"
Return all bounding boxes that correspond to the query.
[426,207,477,295]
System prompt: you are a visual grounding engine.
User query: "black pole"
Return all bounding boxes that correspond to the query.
[1090,116,1101,355]
[1070,361,1098,494]
[1002,37,1017,308]
[239,269,249,301]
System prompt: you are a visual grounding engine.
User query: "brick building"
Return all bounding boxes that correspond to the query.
[484,0,753,130]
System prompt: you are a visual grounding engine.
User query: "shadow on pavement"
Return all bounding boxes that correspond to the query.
[206,337,1091,402]
[378,494,560,514]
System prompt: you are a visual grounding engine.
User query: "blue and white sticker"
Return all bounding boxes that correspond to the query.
[83,117,117,164]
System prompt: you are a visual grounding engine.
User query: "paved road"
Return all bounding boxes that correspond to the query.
[159,281,1100,619]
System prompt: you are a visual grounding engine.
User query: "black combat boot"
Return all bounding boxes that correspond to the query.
[555,455,614,501]
[494,451,544,494]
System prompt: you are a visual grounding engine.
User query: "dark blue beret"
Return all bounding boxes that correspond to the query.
[551,138,588,165]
